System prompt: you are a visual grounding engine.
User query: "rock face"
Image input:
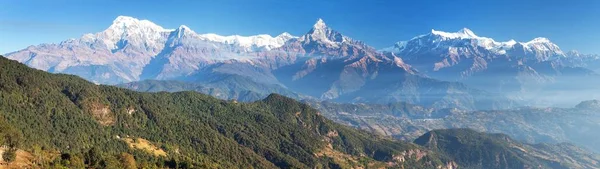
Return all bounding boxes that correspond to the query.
[4,16,517,110]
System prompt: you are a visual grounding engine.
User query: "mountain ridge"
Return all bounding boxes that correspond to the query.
[3,16,568,109]
[381,28,600,107]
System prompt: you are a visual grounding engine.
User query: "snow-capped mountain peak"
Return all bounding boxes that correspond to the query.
[90,16,173,51]
[313,18,327,30]
[431,28,479,39]
[384,27,566,61]
[276,32,294,39]
[98,16,295,52]
[173,25,196,38]
[525,37,551,44]
[298,18,352,47]
[458,28,477,36]
[197,33,297,51]
[106,16,172,34]
[521,37,564,56]
[177,25,192,32]
[505,39,517,46]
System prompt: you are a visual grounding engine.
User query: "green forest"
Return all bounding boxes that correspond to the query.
[0,56,450,168]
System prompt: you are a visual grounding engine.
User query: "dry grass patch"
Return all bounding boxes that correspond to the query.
[120,137,167,157]
[0,148,34,169]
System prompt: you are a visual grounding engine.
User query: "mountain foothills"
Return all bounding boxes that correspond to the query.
[0,56,459,168]
[310,99,600,156]
[2,54,600,168]
[415,129,600,169]
[5,16,521,110]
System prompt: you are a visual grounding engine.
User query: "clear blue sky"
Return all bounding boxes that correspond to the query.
[1,0,600,54]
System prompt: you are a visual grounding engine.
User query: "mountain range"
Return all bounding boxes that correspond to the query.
[381,28,600,106]
[5,16,600,109]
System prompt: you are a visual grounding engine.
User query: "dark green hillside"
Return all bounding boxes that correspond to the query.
[415,129,600,169]
[0,56,451,168]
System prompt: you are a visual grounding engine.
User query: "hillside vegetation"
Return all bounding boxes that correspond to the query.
[0,56,452,168]
[415,129,600,169]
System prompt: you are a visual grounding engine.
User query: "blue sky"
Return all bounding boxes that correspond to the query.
[1,0,600,54]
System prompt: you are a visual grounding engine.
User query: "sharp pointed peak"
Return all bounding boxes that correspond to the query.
[279,32,291,36]
[173,25,195,38]
[313,18,327,30]
[458,28,476,36]
[276,32,296,38]
[177,25,193,32]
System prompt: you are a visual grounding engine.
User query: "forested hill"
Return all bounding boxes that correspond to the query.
[0,55,454,168]
[415,129,600,169]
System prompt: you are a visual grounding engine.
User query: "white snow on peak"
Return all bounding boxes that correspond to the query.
[429,28,506,50]
[426,28,561,53]
[81,16,174,50]
[300,18,351,47]
[177,25,192,31]
[107,15,173,33]
[431,28,479,39]
[522,37,563,55]
[75,16,296,52]
[277,32,294,39]
[524,37,551,44]
[387,27,565,58]
[197,33,298,51]
[504,39,517,46]
[459,28,477,37]
[173,25,196,38]
[313,18,327,30]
